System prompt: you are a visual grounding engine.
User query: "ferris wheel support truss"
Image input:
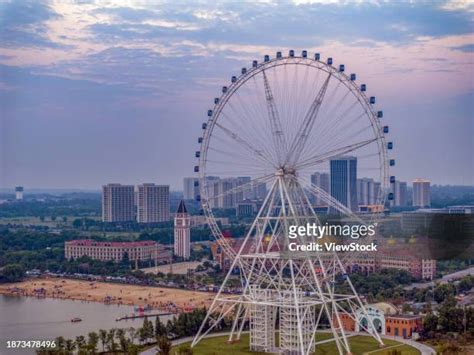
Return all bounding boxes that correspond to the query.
[192,174,384,354]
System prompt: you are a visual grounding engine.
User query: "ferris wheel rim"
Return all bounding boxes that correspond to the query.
[196,53,391,257]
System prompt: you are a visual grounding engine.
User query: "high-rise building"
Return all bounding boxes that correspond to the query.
[310,172,330,206]
[174,200,191,259]
[102,184,135,222]
[183,177,200,200]
[15,186,24,201]
[357,178,375,206]
[207,176,253,208]
[330,157,357,213]
[391,180,408,207]
[412,179,431,207]
[137,184,170,223]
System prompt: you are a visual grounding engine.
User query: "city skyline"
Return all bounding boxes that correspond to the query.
[0,1,473,190]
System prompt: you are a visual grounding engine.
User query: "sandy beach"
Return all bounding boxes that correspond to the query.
[0,278,213,312]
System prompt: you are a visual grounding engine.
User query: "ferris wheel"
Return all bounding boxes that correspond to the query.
[195,50,392,261]
[192,50,394,354]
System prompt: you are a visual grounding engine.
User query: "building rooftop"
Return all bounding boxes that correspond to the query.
[66,239,157,247]
[177,200,187,214]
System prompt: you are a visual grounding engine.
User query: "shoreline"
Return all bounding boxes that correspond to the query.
[0,277,213,313]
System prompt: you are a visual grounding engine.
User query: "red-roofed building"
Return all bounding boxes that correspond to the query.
[65,239,169,263]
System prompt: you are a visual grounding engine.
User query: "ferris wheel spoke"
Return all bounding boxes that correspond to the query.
[295,138,378,170]
[214,121,276,168]
[262,70,287,165]
[286,73,332,166]
[305,181,366,225]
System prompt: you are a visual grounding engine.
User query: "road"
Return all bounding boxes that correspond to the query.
[404,266,474,290]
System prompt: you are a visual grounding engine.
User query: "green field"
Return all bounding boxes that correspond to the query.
[174,334,421,355]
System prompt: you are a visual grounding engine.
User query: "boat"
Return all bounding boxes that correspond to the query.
[71,317,82,323]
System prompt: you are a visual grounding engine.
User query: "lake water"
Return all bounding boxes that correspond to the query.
[0,295,171,354]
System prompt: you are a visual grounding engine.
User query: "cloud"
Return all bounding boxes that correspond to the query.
[0,1,66,48]
[451,43,474,52]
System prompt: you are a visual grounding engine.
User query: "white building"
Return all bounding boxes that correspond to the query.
[137,184,170,223]
[391,180,408,207]
[183,177,199,200]
[102,184,135,222]
[310,172,330,205]
[357,177,375,206]
[412,179,431,207]
[174,200,191,259]
[15,186,24,201]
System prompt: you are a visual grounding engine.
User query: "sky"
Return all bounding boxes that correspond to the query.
[0,0,473,190]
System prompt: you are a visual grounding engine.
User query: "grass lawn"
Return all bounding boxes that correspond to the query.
[173,333,421,355]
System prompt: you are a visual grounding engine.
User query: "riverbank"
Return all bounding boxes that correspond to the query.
[0,278,213,312]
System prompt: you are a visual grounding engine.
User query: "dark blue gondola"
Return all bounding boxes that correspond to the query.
[241,67,247,75]
[264,55,270,62]
[383,126,389,134]
[302,50,307,58]
[327,57,333,65]
[388,142,393,150]
[350,73,356,81]
[390,176,396,184]
[370,96,376,104]
[196,194,201,202]
[198,137,203,143]
[214,98,219,104]
[276,51,282,58]
[194,166,199,173]
[289,49,295,57]
[361,84,366,92]
[377,111,383,118]
[202,123,207,129]
[252,60,258,68]
[194,180,199,187]
[339,64,345,72]
[231,76,237,83]
[388,193,394,201]
[207,110,213,117]
[315,53,320,60]
[390,159,395,166]
[222,86,227,93]
[195,151,200,158]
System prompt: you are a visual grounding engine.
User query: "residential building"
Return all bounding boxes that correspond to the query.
[137,183,170,223]
[102,184,135,222]
[412,179,431,207]
[183,177,200,200]
[310,172,330,206]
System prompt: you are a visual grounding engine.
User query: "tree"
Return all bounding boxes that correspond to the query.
[156,336,172,355]
[75,335,85,351]
[423,313,438,333]
[55,336,65,351]
[0,264,25,283]
[65,339,76,352]
[98,329,107,351]
[434,283,455,303]
[87,331,99,353]
[116,328,128,353]
[155,316,166,337]
[106,328,117,351]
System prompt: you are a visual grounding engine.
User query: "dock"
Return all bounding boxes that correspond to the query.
[116,312,174,322]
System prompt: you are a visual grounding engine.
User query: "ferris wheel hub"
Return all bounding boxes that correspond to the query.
[275,166,296,177]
